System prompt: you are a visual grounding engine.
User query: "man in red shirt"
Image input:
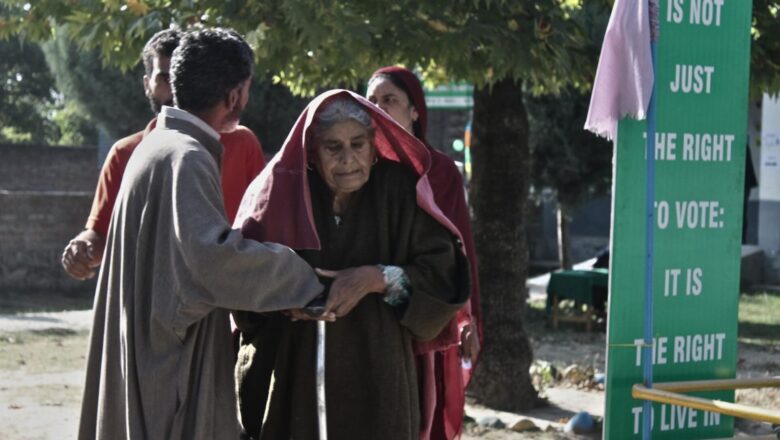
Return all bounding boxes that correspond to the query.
[62,29,265,280]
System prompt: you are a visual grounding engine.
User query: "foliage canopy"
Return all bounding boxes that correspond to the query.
[0,0,606,95]
[527,88,612,211]
[0,35,58,143]
[2,1,777,96]
[0,34,97,145]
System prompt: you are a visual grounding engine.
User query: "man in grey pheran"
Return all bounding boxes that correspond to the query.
[77,28,322,440]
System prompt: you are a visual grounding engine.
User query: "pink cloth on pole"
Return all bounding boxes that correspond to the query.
[584,0,654,141]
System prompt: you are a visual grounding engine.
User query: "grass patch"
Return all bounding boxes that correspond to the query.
[738,291,780,347]
[526,290,780,347]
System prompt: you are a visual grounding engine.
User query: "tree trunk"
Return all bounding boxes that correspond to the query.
[557,203,573,270]
[468,79,539,411]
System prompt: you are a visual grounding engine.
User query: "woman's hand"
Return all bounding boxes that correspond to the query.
[317,266,385,318]
[460,323,481,363]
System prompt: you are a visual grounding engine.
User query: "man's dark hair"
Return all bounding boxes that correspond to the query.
[170,28,254,113]
[141,29,182,76]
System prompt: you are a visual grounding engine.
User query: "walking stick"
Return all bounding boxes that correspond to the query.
[316,320,327,440]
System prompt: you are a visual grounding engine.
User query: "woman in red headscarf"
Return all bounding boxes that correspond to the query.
[233,90,470,440]
[367,66,483,440]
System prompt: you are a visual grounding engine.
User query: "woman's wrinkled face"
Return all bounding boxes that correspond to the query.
[312,119,375,195]
[366,76,418,134]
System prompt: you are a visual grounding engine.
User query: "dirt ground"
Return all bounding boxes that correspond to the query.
[459,299,780,439]
[0,298,777,439]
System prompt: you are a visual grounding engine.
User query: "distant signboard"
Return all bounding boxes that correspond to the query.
[759,95,780,201]
[424,82,474,109]
[604,0,752,438]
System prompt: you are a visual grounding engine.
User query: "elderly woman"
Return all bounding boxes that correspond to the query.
[367,66,482,440]
[233,90,469,440]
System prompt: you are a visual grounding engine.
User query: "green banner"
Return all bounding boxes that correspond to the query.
[604,1,752,438]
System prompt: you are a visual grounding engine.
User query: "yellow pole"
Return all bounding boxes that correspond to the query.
[632,384,780,424]
[654,377,780,393]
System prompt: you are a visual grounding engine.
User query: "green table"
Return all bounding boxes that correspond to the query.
[546,269,608,331]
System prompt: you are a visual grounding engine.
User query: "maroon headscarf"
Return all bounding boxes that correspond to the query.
[370,66,482,341]
[233,89,463,251]
[370,66,430,144]
[370,67,483,440]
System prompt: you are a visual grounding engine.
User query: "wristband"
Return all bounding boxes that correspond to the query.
[378,264,411,306]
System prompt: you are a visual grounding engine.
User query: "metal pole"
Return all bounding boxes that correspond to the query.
[316,320,327,440]
[642,28,659,440]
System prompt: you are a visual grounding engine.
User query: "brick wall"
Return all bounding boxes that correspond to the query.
[0,143,99,191]
[0,144,99,293]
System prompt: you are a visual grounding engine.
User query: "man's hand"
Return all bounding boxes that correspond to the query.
[317,266,385,318]
[61,229,104,280]
[460,323,481,364]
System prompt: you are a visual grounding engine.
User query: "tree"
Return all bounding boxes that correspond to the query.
[3,0,777,412]
[48,100,99,146]
[237,78,310,154]
[525,3,611,271]
[41,31,154,139]
[0,35,58,143]
[41,25,307,153]
[527,89,612,270]
[0,33,97,145]
[469,79,539,405]
[750,0,780,97]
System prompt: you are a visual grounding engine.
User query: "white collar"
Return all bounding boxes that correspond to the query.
[160,106,221,141]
